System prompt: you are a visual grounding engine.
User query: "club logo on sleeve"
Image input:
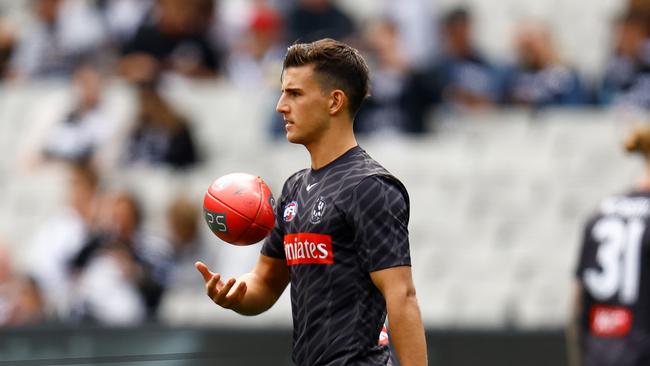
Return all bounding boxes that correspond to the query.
[283,201,298,222]
[283,233,333,265]
[310,196,326,224]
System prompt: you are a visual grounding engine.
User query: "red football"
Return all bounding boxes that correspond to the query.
[203,173,276,245]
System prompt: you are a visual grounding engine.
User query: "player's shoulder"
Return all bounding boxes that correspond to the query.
[355,148,407,189]
[582,190,650,230]
[597,190,650,215]
[287,168,310,182]
[343,149,408,202]
[354,174,409,204]
[282,168,309,190]
[336,147,394,179]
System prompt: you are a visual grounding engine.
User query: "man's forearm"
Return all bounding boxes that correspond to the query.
[387,294,428,366]
[230,272,284,316]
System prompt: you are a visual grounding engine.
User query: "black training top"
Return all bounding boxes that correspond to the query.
[262,146,411,366]
[576,190,650,366]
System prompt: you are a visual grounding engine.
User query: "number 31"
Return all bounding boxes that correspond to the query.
[584,217,645,304]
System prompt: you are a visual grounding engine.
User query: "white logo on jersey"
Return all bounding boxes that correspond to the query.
[310,196,326,224]
[306,183,319,192]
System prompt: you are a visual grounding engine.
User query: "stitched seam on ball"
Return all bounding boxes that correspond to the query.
[252,179,266,228]
[230,179,265,243]
[206,191,254,228]
[208,188,259,243]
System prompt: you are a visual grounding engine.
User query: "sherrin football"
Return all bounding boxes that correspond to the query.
[203,173,276,245]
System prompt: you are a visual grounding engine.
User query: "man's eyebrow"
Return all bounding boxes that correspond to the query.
[283,87,302,92]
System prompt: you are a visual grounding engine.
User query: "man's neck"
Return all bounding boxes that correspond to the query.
[305,123,357,170]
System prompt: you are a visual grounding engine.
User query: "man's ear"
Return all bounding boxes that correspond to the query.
[328,90,346,116]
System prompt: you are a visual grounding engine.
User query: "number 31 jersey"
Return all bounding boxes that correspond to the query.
[261,146,411,366]
[576,190,650,366]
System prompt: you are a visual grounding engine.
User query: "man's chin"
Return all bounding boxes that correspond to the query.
[286,132,302,145]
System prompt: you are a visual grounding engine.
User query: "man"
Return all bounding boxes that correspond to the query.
[567,126,650,366]
[196,38,427,365]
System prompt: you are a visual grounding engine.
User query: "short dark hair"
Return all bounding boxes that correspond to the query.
[443,7,471,27]
[282,38,370,118]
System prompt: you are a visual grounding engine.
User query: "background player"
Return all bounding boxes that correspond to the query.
[195,38,427,365]
[568,125,650,366]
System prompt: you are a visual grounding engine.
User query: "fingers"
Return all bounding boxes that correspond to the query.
[212,277,236,304]
[196,261,247,309]
[205,272,223,298]
[212,278,248,309]
[230,281,247,304]
[195,261,213,282]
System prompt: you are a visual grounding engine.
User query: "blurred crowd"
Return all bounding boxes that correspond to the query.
[1,0,650,135]
[0,0,649,327]
[0,160,210,326]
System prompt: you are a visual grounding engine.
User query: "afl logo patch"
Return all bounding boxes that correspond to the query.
[310,196,326,224]
[283,201,298,222]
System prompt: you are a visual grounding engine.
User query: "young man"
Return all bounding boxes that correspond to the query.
[196,38,427,366]
[568,126,650,366]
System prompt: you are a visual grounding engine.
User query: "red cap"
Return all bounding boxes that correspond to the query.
[250,7,281,32]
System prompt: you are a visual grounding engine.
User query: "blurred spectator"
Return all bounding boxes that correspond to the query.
[598,12,650,104]
[381,0,437,69]
[429,7,502,112]
[227,3,285,90]
[165,194,207,289]
[18,62,118,170]
[0,18,15,78]
[502,22,587,108]
[8,0,106,80]
[69,191,172,324]
[355,18,425,134]
[213,0,258,52]
[43,63,112,163]
[28,162,101,319]
[120,0,222,82]
[7,277,45,326]
[629,0,650,31]
[95,0,154,47]
[286,0,356,43]
[598,11,650,108]
[0,243,45,326]
[126,84,200,169]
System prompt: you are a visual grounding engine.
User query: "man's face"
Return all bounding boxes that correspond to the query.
[111,195,138,240]
[445,20,472,57]
[276,65,331,145]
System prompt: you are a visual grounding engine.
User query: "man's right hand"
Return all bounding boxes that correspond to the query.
[195,261,247,310]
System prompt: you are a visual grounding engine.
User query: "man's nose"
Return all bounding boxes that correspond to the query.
[276,95,289,113]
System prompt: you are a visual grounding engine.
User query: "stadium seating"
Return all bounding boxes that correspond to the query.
[2,80,646,329]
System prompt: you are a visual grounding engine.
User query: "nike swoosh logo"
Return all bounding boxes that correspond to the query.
[306,183,318,192]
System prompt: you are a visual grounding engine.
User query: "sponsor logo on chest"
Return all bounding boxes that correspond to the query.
[283,233,334,265]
